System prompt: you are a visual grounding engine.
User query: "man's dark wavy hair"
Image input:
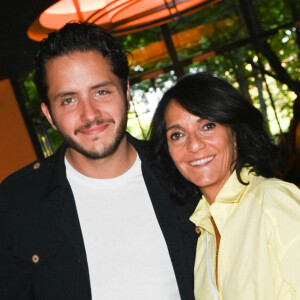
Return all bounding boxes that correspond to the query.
[149,72,278,204]
[34,22,129,107]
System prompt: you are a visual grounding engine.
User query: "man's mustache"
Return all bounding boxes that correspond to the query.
[74,118,115,135]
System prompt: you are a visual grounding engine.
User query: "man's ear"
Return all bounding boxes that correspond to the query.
[41,103,57,130]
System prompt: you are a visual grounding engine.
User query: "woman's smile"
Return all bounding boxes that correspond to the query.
[165,100,237,204]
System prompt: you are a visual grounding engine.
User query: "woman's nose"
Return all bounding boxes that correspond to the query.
[187,134,205,153]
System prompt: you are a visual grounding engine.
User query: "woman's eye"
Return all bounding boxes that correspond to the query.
[170,132,183,140]
[203,122,216,131]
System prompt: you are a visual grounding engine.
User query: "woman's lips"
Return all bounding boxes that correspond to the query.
[189,155,214,166]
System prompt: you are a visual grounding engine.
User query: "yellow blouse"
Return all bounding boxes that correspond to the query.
[190,167,300,300]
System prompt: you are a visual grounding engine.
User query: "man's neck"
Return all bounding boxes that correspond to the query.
[65,137,137,179]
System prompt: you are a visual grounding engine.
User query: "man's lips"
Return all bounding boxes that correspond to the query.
[79,123,110,135]
[75,119,114,135]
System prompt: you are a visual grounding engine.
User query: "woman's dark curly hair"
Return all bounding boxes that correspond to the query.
[149,73,278,204]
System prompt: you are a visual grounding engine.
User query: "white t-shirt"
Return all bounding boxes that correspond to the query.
[65,155,180,299]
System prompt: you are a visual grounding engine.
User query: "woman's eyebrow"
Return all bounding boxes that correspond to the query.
[166,124,182,132]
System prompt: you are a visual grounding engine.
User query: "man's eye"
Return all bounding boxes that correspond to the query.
[62,98,74,105]
[96,89,108,96]
[170,132,183,140]
[203,122,216,131]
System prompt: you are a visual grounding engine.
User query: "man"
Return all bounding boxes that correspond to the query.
[0,22,197,299]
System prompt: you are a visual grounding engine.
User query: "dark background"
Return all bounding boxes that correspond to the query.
[0,0,56,80]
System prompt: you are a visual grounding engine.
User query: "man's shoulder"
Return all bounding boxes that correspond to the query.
[2,155,54,185]
[0,149,63,202]
[1,143,67,188]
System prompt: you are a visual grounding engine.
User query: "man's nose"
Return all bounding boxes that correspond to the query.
[80,99,99,122]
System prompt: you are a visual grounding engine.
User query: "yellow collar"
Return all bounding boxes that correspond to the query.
[215,167,254,204]
[190,167,255,234]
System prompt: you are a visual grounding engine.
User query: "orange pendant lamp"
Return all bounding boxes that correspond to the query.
[28,0,220,41]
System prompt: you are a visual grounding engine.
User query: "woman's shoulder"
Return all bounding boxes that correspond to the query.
[249,174,300,214]
[253,175,299,192]
[249,175,300,262]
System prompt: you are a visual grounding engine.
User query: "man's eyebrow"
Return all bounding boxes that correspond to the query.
[53,81,116,101]
[54,91,76,101]
[91,81,115,90]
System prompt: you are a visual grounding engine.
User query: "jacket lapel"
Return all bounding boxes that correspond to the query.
[45,143,91,299]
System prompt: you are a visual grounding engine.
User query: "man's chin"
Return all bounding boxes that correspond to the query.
[59,110,127,160]
[66,134,126,160]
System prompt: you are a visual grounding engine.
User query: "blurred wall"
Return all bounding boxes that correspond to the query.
[0,79,37,181]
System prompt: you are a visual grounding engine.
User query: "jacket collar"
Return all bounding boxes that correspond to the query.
[126,132,149,162]
[44,142,69,197]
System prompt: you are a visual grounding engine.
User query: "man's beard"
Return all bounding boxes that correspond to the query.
[56,110,128,160]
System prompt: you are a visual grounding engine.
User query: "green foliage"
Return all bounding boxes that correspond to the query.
[255,0,292,28]
[118,27,161,51]
[22,0,299,153]
[23,71,63,153]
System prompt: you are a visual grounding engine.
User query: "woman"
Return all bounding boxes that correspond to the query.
[150,73,300,300]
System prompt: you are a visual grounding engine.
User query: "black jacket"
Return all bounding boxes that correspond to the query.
[0,135,198,300]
